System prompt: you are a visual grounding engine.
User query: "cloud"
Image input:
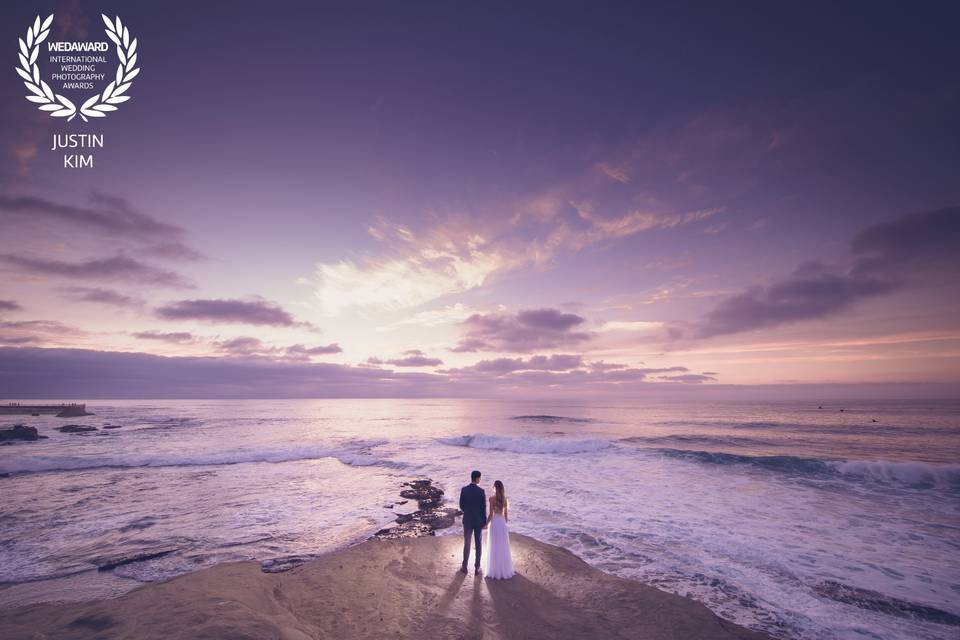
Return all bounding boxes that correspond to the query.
[369,353,444,367]
[696,263,895,338]
[133,330,194,343]
[286,343,343,359]
[0,300,20,312]
[59,287,144,307]
[217,336,265,355]
[692,207,960,338]
[0,319,86,346]
[0,254,193,288]
[444,354,584,374]
[452,308,592,353]
[155,298,299,326]
[656,374,717,384]
[0,193,202,260]
[0,347,720,398]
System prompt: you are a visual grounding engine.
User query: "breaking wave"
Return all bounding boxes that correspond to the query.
[0,440,402,475]
[656,448,960,489]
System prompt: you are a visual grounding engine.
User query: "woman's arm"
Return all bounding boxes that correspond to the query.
[485,497,494,525]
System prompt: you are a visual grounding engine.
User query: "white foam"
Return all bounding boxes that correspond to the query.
[437,433,612,454]
[829,460,960,487]
[0,440,393,475]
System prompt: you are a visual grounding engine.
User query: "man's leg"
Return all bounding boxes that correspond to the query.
[461,524,472,571]
[474,526,482,571]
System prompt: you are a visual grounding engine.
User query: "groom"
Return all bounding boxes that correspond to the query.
[459,469,487,575]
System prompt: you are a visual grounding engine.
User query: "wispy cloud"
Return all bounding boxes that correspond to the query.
[155,298,300,327]
[133,330,195,343]
[0,299,21,312]
[60,287,145,307]
[0,254,194,288]
[0,193,202,260]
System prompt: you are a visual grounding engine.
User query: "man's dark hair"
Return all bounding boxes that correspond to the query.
[471,470,481,482]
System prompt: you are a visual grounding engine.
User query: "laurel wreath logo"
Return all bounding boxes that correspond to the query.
[16,14,140,122]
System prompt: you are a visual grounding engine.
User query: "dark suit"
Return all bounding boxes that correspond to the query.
[459,482,487,569]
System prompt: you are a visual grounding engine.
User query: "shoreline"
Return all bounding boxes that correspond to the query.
[0,533,773,640]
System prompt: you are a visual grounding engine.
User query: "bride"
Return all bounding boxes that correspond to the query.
[483,480,515,579]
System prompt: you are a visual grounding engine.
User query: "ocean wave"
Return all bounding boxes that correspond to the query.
[0,440,401,475]
[657,448,960,489]
[438,434,611,454]
[829,460,960,487]
[620,434,775,448]
[510,415,594,424]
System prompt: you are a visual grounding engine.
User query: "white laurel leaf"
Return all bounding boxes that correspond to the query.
[19,14,139,122]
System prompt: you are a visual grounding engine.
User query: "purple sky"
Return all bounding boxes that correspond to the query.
[1,1,958,398]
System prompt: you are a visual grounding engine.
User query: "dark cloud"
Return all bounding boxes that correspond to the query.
[0,300,20,311]
[155,298,298,326]
[692,206,960,338]
[217,336,265,355]
[452,308,592,352]
[0,253,193,288]
[370,354,444,367]
[286,343,343,359]
[656,374,716,384]
[133,330,194,343]
[446,354,584,374]
[59,287,144,307]
[589,360,627,372]
[0,193,202,260]
[0,347,719,398]
[696,265,894,337]
[850,205,960,279]
[0,347,452,399]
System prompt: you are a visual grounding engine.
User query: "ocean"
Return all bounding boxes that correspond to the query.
[1,398,958,639]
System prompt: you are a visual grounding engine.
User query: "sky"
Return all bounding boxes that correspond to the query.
[1,1,958,398]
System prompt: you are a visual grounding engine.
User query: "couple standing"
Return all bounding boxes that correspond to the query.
[458,470,514,579]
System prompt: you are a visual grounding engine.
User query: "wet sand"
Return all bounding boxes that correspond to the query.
[0,533,773,639]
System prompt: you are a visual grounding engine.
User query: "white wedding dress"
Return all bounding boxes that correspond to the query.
[484,500,515,579]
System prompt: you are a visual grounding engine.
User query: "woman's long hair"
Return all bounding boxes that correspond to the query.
[493,480,506,512]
